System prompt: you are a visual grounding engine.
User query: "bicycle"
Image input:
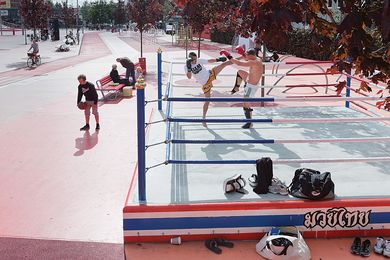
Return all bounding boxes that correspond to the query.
[27,53,41,68]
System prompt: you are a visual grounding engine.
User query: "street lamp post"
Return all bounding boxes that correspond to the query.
[76,0,79,44]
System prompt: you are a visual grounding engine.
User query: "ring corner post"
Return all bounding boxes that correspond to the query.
[157,48,163,111]
[345,57,352,108]
[136,78,147,205]
[345,76,351,108]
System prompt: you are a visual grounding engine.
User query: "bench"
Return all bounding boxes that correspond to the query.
[96,75,126,100]
[96,62,142,100]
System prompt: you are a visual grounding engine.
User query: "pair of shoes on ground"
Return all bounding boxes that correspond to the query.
[248,176,289,196]
[80,124,100,131]
[374,237,390,257]
[205,238,234,254]
[351,237,371,257]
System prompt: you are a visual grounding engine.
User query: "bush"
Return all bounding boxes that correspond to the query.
[210,28,235,45]
[284,29,336,61]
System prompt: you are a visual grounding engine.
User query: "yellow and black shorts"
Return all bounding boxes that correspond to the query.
[201,69,216,94]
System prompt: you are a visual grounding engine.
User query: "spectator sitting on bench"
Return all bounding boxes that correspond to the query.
[110,64,131,86]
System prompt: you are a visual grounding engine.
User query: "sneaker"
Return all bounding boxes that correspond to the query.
[268,178,288,196]
[351,237,361,255]
[248,174,257,187]
[220,50,232,59]
[96,123,100,130]
[235,45,246,56]
[360,239,371,257]
[80,124,90,131]
[384,240,390,257]
[374,237,385,254]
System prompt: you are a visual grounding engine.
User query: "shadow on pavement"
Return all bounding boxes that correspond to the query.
[74,130,99,156]
[6,62,27,69]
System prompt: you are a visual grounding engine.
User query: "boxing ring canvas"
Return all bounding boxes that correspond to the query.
[123,54,390,243]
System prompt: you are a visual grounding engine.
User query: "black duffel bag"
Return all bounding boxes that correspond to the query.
[288,168,335,200]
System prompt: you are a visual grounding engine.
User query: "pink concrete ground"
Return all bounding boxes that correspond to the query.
[0,30,389,259]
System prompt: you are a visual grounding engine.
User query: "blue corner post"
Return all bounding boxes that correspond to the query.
[157,48,162,111]
[136,78,146,204]
[345,57,352,108]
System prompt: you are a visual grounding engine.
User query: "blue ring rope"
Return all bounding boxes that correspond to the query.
[167,97,275,102]
[169,118,273,123]
[171,139,275,144]
[168,160,256,164]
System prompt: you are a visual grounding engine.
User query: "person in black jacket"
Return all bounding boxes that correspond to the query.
[77,74,100,131]
[109,64,130,86]
[116,57,135,85]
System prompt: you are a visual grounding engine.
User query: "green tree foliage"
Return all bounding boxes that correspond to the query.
[113,0,128,25]
[80,0,116,26]
[51,2,63,18]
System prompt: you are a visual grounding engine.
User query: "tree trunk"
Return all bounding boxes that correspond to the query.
[185,25,188,58]
[140,30,143,57]
[198,31,201,58]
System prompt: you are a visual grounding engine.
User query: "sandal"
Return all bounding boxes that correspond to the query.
[205,240,222,254]
[215,238,234,248]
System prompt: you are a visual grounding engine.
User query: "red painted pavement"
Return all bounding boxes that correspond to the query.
[0,32,111,87]
[0,237,124,260]
[125,238,385,260]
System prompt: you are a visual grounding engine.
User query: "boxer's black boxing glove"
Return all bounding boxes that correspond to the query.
[216,57,227,62]
[186,59,192,72]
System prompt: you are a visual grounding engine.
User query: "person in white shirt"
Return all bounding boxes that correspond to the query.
[185,52,232,127]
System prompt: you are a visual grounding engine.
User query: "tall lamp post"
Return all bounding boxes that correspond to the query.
[76,0,79,44]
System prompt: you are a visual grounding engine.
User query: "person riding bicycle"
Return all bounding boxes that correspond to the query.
[28,39,39,64]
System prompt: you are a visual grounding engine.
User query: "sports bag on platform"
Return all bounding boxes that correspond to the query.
[288,168,335,200]
[256,226,311,260]
[253,157,273,194]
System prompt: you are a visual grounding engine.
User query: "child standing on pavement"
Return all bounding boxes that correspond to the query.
[77,74,100,131]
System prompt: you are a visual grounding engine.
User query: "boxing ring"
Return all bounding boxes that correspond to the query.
[123,50,390,243]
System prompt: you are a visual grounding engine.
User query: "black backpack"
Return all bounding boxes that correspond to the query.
[253,157,273,194]
[288,168,335,200]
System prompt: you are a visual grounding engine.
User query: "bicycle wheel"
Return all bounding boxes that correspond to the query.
[35,57,41,66]
[27,58,33,68]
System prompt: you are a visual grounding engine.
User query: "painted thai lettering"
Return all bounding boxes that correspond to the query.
[303,207,371,229]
